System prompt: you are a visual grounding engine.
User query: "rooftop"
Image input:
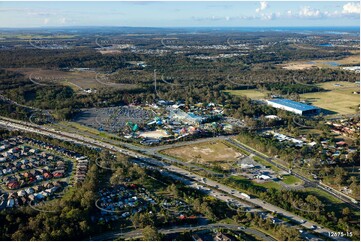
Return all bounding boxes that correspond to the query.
[268,99,320,111]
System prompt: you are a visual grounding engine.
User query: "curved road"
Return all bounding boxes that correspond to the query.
[0,116,351,241]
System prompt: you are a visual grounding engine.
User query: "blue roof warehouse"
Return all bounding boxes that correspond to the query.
[266,99,320,116]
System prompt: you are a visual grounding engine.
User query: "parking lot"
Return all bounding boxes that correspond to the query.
[73,106,155,133]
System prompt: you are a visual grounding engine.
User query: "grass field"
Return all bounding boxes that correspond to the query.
[227,175,282,191]
[52,121,120,141]
[300,81,360,115]
[225,81,359,115]
[303,187,343,204]
[282,175,302,185]
[223,89,268,99]
[162,141,243,164]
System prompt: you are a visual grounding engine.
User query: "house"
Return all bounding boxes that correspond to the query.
[34,193,45,200]
[43,172,53,180]
[7,181,20,190]
[18,197,27,206]
[40,191,49,197]
[336,141,347,147]
[23,172,32,178]
[214,232,232,241]
[46,186,59,194]
[192,234,204,241]
[6,198,15,208]
[33,185,44,193]
[52,171,64,178]
[25,187,35,194]
[28,194,35,201]
[17,190,27,197]
[272,218,282,224]
[257,174,271,180]
[36,175,44,181]
[44,183,54,189]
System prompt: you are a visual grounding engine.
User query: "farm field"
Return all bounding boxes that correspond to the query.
[300,81,360,115]
[162,141,244,164]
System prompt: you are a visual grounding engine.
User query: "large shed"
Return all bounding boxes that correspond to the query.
[266,99,320,116]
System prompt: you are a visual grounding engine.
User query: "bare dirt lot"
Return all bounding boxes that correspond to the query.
[163,141,244,164]
[139,130,170,139]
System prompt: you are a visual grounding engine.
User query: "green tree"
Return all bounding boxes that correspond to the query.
[142,226,162,241]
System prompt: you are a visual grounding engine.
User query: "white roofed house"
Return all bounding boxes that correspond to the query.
[257,174,271,180]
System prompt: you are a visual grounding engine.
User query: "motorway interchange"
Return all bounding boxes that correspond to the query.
[0,115,353,241]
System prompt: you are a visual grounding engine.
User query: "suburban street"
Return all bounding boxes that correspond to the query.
[0,116,350,241]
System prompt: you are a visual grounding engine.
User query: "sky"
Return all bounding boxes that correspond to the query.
[0,1,360,28]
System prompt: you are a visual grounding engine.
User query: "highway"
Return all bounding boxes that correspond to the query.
[90,223,276,241]
[0,116,350,241]
[227,138,359,210]
[51,120,358,211]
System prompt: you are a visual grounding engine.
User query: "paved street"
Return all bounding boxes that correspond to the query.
[90,223,276,241]
[227,138,359,210]
[0,116,350,241]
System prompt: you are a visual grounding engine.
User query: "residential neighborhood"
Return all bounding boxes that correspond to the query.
[0,136,87,211]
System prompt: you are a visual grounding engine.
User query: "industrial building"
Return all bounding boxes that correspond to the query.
[266,99,320,116]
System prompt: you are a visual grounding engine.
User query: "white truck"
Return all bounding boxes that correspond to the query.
[240,192,251,199]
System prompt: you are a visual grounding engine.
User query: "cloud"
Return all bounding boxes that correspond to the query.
[59,17,66,24]
[342,2,360,14]
[43,18,49,25]
[27,11,55,17]
[298,6,321,18]
[256,1,268,13]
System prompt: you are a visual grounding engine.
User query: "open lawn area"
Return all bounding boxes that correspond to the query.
[303,187,343,204]
[226,175,282,191]
[49,121,121,142]
[224,81,359,115]
[300,81,360,115]
[223,89,268,99]
[282,175,302,185]
[162,141,244,164]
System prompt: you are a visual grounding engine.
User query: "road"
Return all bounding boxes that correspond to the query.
[227,138,359,210]
[0,116,349,241]
[90,223,276,241]
[50,120,358,209]
[52,120,358,210]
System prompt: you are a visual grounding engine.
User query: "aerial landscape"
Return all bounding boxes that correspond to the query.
[0,1,360,241]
